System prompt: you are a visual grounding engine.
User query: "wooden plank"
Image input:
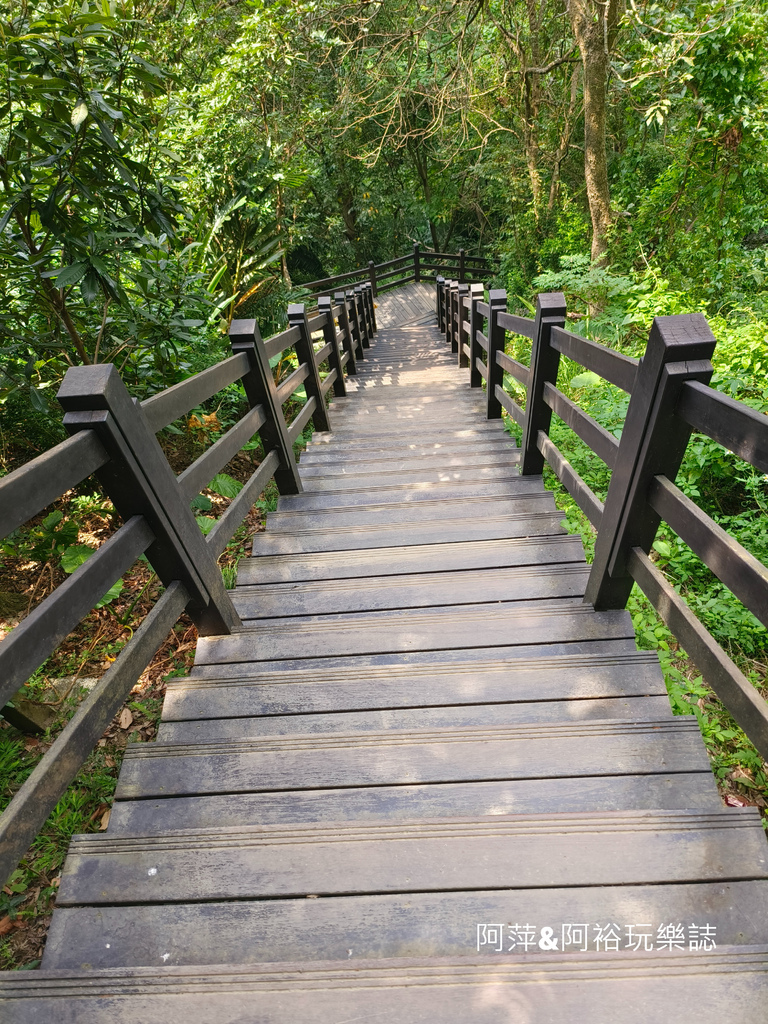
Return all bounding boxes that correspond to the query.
[677,379,768,474]
[248,511,565,555]
[57,810,767,905]
[42,880,768,968]
[107,772,722,836]
[141,353,249,433]
[10,949,768,1023]
[158,694,674,743]
[0,430,109,540]
[197,601,636,662]
[265,493,549,531]
[166,646,664,716]
[0,516,155,709]
[232,563,588,616]
[298,466,522,492]
[299,451,520,475]
[239,534,584,583]
[550,326,638,393]
[115,719,708,798]
[0,581,189,887]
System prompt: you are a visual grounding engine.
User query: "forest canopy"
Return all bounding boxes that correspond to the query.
[1,0,767,436]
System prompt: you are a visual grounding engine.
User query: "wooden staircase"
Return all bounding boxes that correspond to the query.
[3,295,768,1021]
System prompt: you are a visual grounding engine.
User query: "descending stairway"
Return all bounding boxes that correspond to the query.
[3,295,768,1021]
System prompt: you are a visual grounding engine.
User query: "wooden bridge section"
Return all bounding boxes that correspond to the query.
[5,287,768,1020]
[3,271,768,1019]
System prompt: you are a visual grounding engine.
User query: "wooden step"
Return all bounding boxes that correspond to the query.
[56,810,768,906]
[40,882,768,969]
[239,534,584,583]
[107,772,723,836]
[299,438,518,464]
[115,719,710,799]
[198,600,635,662]
[276,476,542,511]
[232,563,589,616]
[248,511,564,555]
[7,949,768,1024]
[157,694,675,743]
[305,431,513,453]
[299,465,521,492]
[165,647,666,717]
[265,491,553,531]
[298,451,519,475]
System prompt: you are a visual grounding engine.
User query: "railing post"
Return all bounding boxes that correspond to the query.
[469,283,485,388]
[354,285,371,348]
[317,296,347,398]
[345,288,365,361]
[459,248,466,283]
[436,276,445,333]
[413,242,421,282]
[230,318,303,495]
[334,291,358,374]
[520,292,567,474]
[287,303,331,433]
[449,281,460,354]
[360,282,375,339]
[57,365,241,636]
[585,314,716,610]
[366,282,378,334]
[368,260,378,298]
[457,283,470,368]
[486,289,508,419]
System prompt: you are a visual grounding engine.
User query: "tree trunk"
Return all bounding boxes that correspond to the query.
[566,0,624,263]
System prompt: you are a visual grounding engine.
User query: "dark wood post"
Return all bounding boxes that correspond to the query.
[317,296,347,397]
[486,288,508,419]
[354,285,370,348]
[459,248,466,283]
[468,283,485,388]
[520,292,567,474]
[457,283,470,368]
[230,318,303,495]
[585,313,717,610]
[368,260,378,298]
[334,291,358,374]
[287,303,331,433]
[436,276,445,332]
[360,283,375,339]
[365,282,377,334]
[413,242,421,282]
[442,279,451,342]
[345,288,365,360]
[449,281,460,355]
[57,365,241,636]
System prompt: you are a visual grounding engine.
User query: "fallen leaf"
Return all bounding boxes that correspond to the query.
[0,917,14,936]
[119,708,133,730]
[725,793,748,807]
[99,808,111,831]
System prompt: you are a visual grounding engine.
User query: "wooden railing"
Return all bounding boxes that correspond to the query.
[0,283,377,884]
[297,243,492,303]
[437,275,768,762]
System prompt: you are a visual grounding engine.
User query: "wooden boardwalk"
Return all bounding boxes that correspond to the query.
[5,288,768,1020]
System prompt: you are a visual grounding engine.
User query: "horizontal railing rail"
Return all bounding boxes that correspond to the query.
[435,276,768,763]
[297,244,493,302]
[0,280,376,885]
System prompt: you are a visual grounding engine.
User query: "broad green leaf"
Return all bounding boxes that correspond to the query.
[196,516,216,535]
[570,371,602,389]
[207,473,243,499]
[653,539,672,559]
[61,544,95,573]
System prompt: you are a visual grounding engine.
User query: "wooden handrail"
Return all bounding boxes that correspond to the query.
[0,280,374,886]
[436,276,768,762]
